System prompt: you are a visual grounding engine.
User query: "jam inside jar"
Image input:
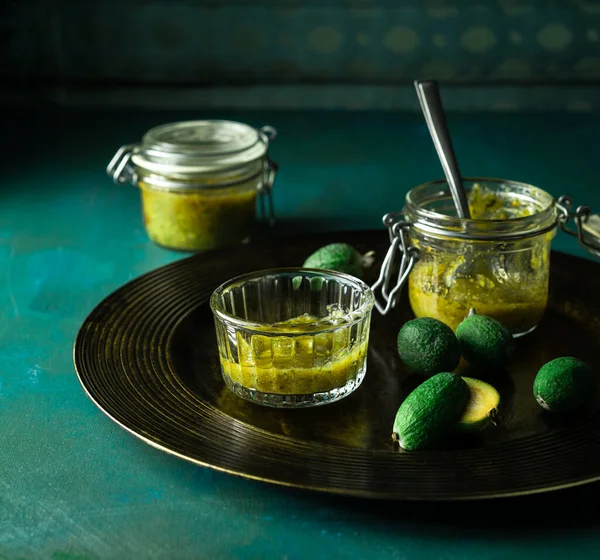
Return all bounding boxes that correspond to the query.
[137,165,262,252]
[107,120,278,252]
[401,179,558,337]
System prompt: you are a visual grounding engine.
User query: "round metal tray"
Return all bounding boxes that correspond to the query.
[74,230,600,500]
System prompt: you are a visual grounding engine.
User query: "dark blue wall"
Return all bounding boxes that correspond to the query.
[3,1,600,110]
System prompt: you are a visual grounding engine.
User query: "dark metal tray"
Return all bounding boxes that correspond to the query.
[74,230,600,500]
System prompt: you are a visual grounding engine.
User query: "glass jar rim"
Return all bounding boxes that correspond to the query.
[210,268,375,331]
[136,164,264,191]
[404,177,558,241]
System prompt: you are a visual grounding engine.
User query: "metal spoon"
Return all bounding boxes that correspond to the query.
[414,80,471,219]
[415,80,487,288]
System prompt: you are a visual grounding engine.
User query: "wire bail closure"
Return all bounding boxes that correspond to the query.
[371,213,420,315]
[556,196,600,258]
[106,144,137,185]
[257,126,278,226]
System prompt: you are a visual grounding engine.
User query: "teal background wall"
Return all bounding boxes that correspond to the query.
[3,0,600,110]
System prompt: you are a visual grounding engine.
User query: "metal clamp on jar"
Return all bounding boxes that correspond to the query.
[372,178,600,337]
[107,120,278,252]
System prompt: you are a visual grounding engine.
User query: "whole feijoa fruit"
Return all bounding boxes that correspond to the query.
[397,317,461,376]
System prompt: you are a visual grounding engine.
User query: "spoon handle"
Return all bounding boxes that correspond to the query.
[414,80,471,219]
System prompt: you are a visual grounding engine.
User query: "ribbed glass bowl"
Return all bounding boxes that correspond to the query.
[209,268,375,408]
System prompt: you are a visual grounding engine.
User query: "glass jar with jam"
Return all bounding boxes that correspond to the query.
[373,178,600,337]
[210,268,374,408]
[107,120,278,252]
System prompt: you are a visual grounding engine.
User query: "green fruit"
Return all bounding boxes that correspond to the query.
[397,317,461,376]
[533,357,597,413]
[456,313,515,369]
[456,377,500,433]
[303,243,372,279]
[392,372,469,450]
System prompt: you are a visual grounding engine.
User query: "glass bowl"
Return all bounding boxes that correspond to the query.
[209,268,375,408]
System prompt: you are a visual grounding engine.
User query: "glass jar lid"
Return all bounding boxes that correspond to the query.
[130,120,273,176]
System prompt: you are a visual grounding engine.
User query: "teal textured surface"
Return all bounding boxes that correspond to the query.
[1,108,600,559]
